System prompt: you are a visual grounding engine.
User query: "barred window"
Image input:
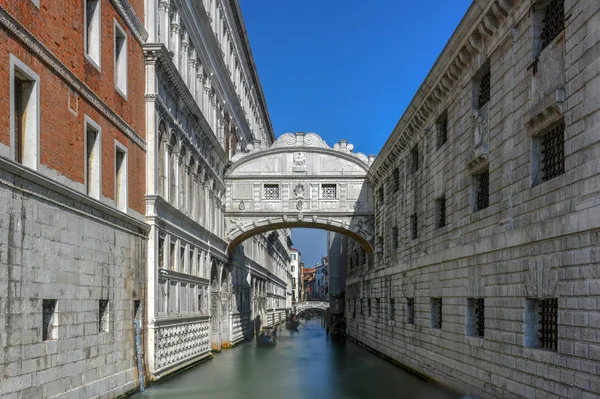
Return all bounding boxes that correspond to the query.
[389,298,395,320]
[410,145,419,173]
[467,298,485,337]
[378,187,384,204]
[406,298,415,324]
[474,170,489,212]
[525,298,558,351]
[392,226,398,249]
[368,298,372,317]
[392,168,400,193]
[541,0,565,50]
[264,184,280,199]
[431,298,442,329]
[410,213,418,240]
[478,70,491,109]
[435,196,446,228]
[541,122,565,182]
[321,184,337,199]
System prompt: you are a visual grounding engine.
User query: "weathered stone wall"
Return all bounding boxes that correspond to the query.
[348,0,600,398]
[0,163,147,399]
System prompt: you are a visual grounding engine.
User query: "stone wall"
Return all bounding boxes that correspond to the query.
[348,0,600,398]
[0,162,147,399]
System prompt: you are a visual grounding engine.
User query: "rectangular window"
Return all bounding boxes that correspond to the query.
[406,298,414,324]
[540,121,565,183]
[392,226,398,249]
[84,0,101,68]
[114,20,128,97]
[180,245,185,273]
[181,283,188,313]
[84,116,101,199]
[291,265,295,272]
[436,112,448,149]
[525,298,558,351]
[378,187,384,204]
[169,242,176,270]
[410,213,418,240]
[474,169,489,212]
[99,299,109,333]
[431,298,442,329]
[158,279,167,313]
[410,145,419,173]
[321,184,337,199]
[115,143,128,211]
[353,298,356,319]
[360,299,364,315]
[10,55,40,169]
[368,298,372,317]
[375,298,380,319]
[133,300,142,321]
[478,69,491,109]
[435,196,446,228]
[392,168,400,193]
[264,184,280,199]
[467,298,485,337]
[168,281,178,313]
[189,250,195,276]
[42,299,57,341]
[389,298,395,320]
[541,0,565,51]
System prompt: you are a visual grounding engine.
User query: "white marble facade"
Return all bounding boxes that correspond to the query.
[143,0,290,379]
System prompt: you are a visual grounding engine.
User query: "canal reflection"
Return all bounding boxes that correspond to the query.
[134,318,461,399]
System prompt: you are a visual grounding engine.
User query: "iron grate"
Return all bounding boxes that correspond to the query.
[436,197,446,228]
[540,298,558,351]
[407,298,415,324]
[476,170,490,211]
[321,184,337,199]
[541,122,565,181]
[432,298,442,329]
[475,298,485,337]
[478,70,491,108]
[264,184,279,200]
[410,214,418,240]
[541,0,565,50]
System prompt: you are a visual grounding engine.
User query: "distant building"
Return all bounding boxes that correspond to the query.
[302,267,316,300]
[316,257,328,300]
[290,248,301,302]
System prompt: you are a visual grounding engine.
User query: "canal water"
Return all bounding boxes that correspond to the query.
[134,318,461,399]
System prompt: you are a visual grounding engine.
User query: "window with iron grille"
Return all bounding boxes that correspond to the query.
[431,298,442,329]
[436,113,448,149]
[435,196,446,228]
[378,187,384,204]
[392,226,398,249]
[264,184,280,199]
[393,168,400,192]
[467,298,485,337]
[541,0,565,50]
[474,170,489,212]
[525,298,558,351]
[541,122,565,182]
[353,298,356,319]
[410,213,418,240]
[321,184,337,199]
[368,298,372,317]
[375,298,380,319]
[389,298,395,320]
[410,146,419,173]
[406,298,415,324]
[478,70,491,109]
[360,299,364,315]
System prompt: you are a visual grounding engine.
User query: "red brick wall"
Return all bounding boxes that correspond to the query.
[0,1,146,214]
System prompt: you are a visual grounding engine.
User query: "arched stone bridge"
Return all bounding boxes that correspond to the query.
[294,301,329,314]
[224,132,375,254]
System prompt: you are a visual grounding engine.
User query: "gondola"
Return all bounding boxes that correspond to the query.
[256,327,277,347]
[285,319,300,331]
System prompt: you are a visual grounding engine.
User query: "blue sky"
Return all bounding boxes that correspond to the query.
[239,0,472,265]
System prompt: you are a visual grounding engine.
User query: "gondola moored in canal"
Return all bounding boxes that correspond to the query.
[285,314,300,331]
[256,327,277,348]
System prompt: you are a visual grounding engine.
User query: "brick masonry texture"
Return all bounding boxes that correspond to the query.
[347,0,600,398]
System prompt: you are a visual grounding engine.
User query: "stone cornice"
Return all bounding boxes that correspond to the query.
[110,0,148,43]
[227,0,276,144]
[368,0,520,186]
[0,7,146,150]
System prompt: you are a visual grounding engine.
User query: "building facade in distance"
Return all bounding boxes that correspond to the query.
[0,0,148,397]
[347,0,600,398]
[290,248,301,302]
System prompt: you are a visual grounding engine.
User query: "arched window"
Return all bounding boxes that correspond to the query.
[179,146,187,211]
[169,135,177,205]
[158,121,167,198]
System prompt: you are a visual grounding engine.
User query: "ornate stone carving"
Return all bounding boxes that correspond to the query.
[155,320,210,369]
[293,184,305,199]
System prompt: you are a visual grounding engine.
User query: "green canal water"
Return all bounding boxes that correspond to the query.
[133,318,463,399]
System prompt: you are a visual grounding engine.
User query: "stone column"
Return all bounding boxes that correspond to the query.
[170,11,180,69]
[180,30,189,84]
[157,0,169,45]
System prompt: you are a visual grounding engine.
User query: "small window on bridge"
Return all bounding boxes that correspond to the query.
[321,183,337,199]
[264,184,280,200]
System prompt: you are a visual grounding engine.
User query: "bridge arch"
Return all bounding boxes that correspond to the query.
[224,132,375,255]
